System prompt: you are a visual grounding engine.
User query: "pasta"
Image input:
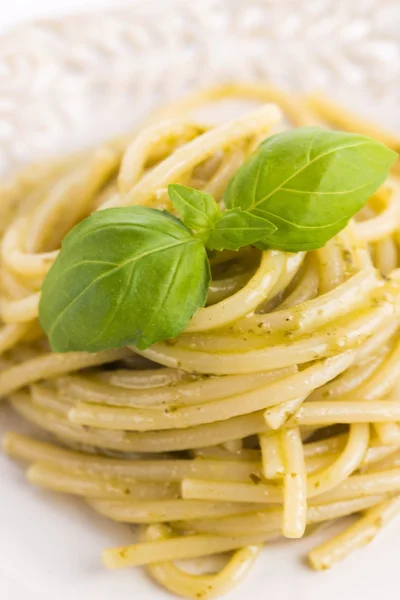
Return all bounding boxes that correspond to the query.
[2,82,400,599]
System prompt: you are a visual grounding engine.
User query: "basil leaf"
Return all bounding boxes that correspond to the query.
[39,207,210,352]
[225,127,398,251]
[168,184,221,242]
[207,208,277,251]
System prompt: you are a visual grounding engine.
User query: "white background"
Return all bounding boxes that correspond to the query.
[0,0,118,31]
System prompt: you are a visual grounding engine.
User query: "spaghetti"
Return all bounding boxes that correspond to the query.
[2,83,400,599]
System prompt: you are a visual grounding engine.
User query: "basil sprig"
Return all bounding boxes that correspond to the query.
[39,128,397,352]
[168,184,277,250]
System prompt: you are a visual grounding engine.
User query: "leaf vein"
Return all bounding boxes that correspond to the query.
[252,141,372,209]
[47,239,191,339]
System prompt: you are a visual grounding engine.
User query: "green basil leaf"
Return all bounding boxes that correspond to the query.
[168,184,221,241]
[225,127,398,251]
[207,208,277,251]
[39,207,210,352]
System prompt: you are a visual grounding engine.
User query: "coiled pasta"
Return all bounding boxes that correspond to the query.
[1,83,400,599]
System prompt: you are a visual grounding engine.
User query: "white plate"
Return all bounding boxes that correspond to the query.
[1,1,400,598]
